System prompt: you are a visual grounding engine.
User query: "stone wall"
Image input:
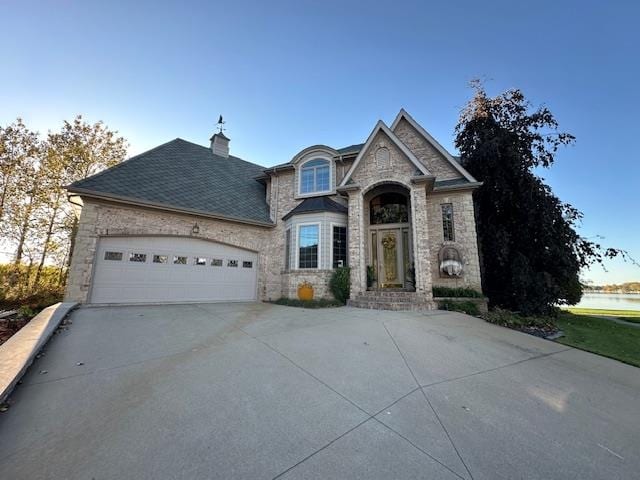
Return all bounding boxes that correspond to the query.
[426,190,482,291]
[64,200,280,303]
[281,270,335,300]
[393,117,462,180]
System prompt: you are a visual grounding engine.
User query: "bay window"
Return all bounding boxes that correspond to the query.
[298,224,319,268]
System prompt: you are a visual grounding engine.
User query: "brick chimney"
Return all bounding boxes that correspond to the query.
[210,132,230,158]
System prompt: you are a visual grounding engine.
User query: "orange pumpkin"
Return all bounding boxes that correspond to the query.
[297,282,314,301]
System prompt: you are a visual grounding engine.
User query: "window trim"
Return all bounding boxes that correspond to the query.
[330,222,347,269]
[295,222,321,270]
[297,157,333,197]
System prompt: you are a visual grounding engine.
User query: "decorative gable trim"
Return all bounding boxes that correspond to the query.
[339,121,430,187]
[390,109,477,182]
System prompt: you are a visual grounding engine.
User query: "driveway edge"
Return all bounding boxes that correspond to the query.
[0,302,78,403]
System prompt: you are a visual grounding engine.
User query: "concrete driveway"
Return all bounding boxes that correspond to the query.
[0,303,638,479]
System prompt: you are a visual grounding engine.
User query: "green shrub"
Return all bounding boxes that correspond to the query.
[483,307,556,329]
[17,305,38,319]
[366,266,376,288]
[432,286,484,298]
[0,263,65,310]
[330,267,351,304]
[438,299,481,316]
[272,298,343,308]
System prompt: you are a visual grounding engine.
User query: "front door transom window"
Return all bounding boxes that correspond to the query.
[370,193,408,224]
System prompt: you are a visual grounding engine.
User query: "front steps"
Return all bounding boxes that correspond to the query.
[347,289,436,311]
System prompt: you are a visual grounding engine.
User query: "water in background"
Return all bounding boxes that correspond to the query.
[573,293,640,311]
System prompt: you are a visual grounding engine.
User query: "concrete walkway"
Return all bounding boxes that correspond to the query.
[0,303,638,479]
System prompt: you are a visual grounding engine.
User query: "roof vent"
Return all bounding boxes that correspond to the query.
[210,132,230,158]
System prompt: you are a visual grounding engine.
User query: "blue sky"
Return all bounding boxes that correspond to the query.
[2,0,638,283]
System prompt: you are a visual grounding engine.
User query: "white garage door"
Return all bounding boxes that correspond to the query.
[90,236,258,304]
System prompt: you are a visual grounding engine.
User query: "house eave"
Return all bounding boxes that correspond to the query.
[432,181,483,193]
[336,184,361,193]
[66,187,276,228]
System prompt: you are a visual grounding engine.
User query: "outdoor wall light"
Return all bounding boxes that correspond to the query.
[192,223,200,235]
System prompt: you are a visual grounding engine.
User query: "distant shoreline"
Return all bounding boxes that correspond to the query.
[583,291,640,294]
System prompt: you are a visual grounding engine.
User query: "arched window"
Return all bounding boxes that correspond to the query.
[370,193,409,224]
[300,158,331,194]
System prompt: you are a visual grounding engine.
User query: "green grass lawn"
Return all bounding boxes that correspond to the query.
[555,312,640,367]
[563,307,640,324]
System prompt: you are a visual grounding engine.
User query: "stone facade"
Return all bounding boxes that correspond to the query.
[393,117,462,180]
[341,129,437,303]
[281,270,335,299]
[426,191,482,290]
[65,110,484,307]
[65,200,280,303]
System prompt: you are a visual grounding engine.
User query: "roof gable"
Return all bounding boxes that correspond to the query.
[339,121,430,187]
[390,109,476,182]
[68,138,273,225]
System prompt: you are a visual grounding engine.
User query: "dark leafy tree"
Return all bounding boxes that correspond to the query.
[455,81,631,315]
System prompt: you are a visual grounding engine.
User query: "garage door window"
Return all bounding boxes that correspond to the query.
[194,257,207,266]
[243,261,253,268]
[211,258,223,266]
[129,253,147,263]
[228,260,238,267]
[104,251,123,261]
[153,255,168,264]
[174,255,187,265]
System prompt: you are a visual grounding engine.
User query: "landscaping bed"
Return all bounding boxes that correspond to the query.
[0,309,39,346]
[432,286,488,316]
[271,298,343,308]
[0,314,28,346]
[483,308,559,338]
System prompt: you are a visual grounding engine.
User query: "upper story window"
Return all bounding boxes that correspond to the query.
[300,158,331,195]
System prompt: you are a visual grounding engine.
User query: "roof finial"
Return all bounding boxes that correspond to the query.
[216,115,226,134]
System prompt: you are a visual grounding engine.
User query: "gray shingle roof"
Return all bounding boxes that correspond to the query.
[336,143,364,155]
[282,196,347,220]
[68,138,273,225]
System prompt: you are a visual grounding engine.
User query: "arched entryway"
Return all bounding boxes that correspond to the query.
[364,184,414,290]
